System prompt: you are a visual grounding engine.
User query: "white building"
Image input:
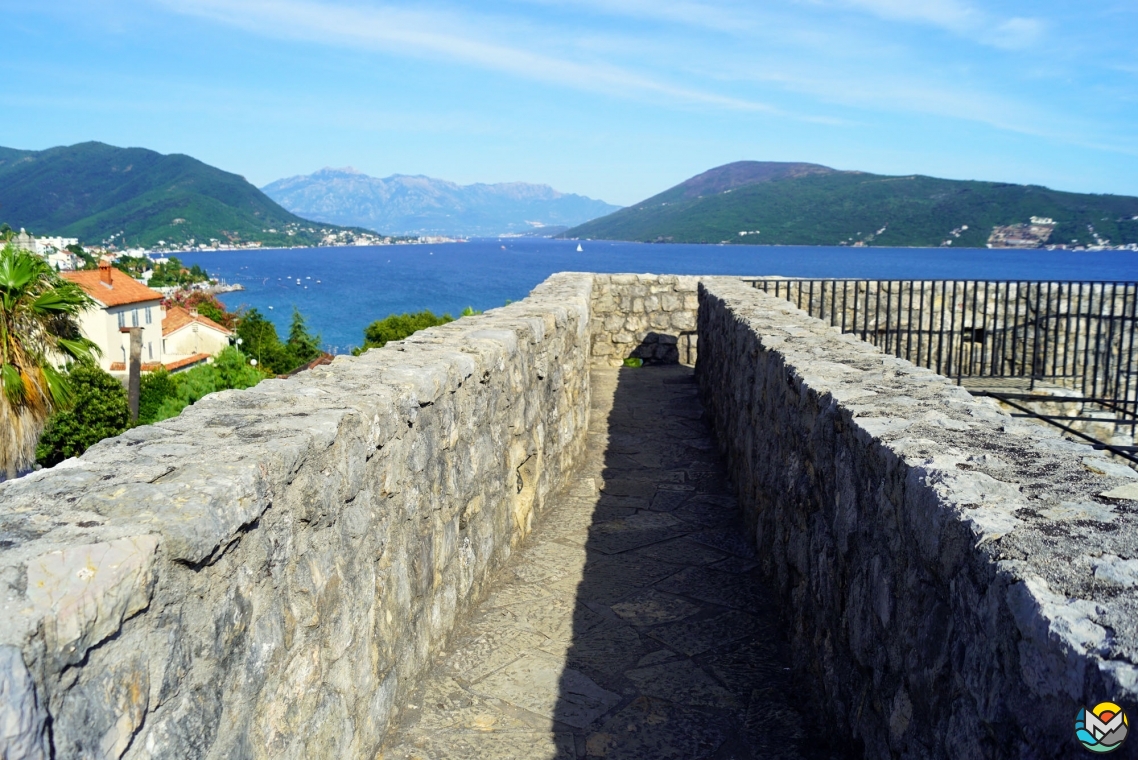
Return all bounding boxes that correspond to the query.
[162,306,233,369]
[63,262,166,375]
[34,235,79,254]
[6,229,80,270]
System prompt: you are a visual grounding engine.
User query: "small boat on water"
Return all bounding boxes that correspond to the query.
[577,244,583,252]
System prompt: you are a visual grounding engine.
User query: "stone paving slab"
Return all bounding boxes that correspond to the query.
[381,366,848,759]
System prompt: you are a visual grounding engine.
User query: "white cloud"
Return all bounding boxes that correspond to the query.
[506,0,754,33]
[160,0,786,114]
[829,0,1046,49]
[838,0,979,32]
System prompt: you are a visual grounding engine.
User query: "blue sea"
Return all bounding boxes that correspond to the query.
[178,239,1138,354]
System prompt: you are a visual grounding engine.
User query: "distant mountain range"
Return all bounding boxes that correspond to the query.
[564,161,1138,248]
[261,168,621,237]
[0,142,361,249]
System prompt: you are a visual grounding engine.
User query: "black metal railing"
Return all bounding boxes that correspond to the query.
[745,278,1138,462]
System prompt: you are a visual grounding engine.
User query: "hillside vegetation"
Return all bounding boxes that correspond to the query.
[563,162,1138,248]
[0,142,363,248]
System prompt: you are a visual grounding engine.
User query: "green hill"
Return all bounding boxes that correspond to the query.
[563,161,1138,248]
[0,142,367,248]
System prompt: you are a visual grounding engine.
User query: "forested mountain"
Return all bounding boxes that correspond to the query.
[563,161,1138,248]
[0,142,358,248]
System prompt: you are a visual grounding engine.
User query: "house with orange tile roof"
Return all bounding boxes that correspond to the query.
[63,261,165,374]
[162,305,233,370]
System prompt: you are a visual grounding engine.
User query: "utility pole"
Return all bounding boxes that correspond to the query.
[120,326,142,421]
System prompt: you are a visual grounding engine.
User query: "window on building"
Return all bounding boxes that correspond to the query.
[148,342,153,360]
[131,309,139,328]
[117,311,125,329]
[145,307,152,325]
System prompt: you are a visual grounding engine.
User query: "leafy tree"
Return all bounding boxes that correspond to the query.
[236,308,291,374]
[233,307,321,374]
[357,310,454,354]
[286,307,322,367]
[148,256,211,288]
[36,363,129,467]
[0,245,98,479]
[164,291,235,329]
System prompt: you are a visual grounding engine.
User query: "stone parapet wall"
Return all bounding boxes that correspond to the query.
[697,277,1138,758]
[0,273,594,760]
[588,274,699,366]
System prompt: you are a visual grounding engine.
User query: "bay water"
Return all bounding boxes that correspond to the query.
[179,238,1138,354]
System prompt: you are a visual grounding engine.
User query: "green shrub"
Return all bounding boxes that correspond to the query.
[139,367,176,423]
[36,363,130,467]
[140,347,266,424]
[356,310,454,354]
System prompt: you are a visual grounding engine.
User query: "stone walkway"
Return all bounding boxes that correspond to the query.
[382,366,833,760]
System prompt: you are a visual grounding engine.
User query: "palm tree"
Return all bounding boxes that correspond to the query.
[0,244,98,480]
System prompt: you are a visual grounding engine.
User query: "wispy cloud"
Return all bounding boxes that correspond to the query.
[828,0,1046,49]
[148,0,1134,157]
[507,0,754,33]
[160,0,789,114]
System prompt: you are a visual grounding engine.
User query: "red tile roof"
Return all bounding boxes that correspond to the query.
[63,267,164,307]
[164,353,212,372]
[162,305,233,337]
[109,352,211,373]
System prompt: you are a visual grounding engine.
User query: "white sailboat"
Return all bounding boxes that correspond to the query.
[576,243,583,252]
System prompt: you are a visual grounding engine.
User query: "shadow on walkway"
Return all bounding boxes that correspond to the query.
[380,366,856,759]
[551,365,852,759]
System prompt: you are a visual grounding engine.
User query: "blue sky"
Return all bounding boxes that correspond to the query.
[2,0,1137,206]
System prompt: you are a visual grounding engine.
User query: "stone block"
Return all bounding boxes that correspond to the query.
[671,311,697,330]
[623,315,648,332]
[26,536,159,669]
[0,647,49,760]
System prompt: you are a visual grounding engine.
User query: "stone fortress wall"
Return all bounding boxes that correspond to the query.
[698,278,1138,757]
[0,273,594,760]
[1,273,1137,759]
[588,274,699,366]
